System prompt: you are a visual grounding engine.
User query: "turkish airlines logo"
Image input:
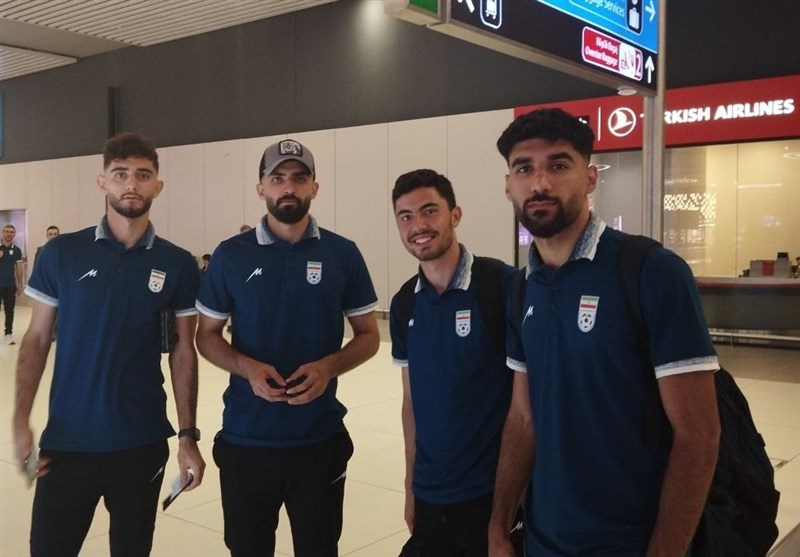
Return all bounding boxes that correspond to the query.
[607,107,637,137]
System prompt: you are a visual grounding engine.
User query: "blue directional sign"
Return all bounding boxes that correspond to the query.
[441,0,659,92]
[538,0,658,53]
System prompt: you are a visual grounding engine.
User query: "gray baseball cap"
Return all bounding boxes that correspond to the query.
[259,139,315,179]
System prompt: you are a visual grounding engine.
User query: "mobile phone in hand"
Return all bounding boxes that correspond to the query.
[161,471,194,511]
[24,442,39,488]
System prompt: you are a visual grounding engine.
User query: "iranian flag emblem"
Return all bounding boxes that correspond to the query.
[577,295,599,333]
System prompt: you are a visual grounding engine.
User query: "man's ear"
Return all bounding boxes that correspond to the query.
[586,165,598,195]
[452,206,462,228]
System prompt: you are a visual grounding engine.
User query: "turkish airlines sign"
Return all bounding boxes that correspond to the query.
[514,75,800,152]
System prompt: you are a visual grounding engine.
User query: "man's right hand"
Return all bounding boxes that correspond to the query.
[12,422,50,483]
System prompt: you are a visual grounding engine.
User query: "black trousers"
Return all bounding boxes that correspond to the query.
[407,492,494,557]
[30,441,169,557]
[0,285,16,335]
[213,431,354,557]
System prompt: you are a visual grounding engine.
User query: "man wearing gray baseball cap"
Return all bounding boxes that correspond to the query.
[196,138,380,556]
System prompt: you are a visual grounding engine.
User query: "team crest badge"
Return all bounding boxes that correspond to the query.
[149,269,166,293]
[307,261,322,285]
[577,295,599,333]
[455,310,471,338]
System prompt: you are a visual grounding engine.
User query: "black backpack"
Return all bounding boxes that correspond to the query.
[511,234,780,557]
[393,256,508,349]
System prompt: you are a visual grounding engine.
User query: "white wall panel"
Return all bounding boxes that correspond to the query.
[25,160,54,261]
[204,140,245,255]
[163,144,206,256]
[0,162,28,211]
[77,155,103,230]
[50,158,82,235]
[446,110,515,264]
[386,117,449,302]
[149,148,170,241]
[335,124,390,308]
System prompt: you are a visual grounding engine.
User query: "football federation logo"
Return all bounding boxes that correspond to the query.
[455,310,471,338]
[307,261,322,285]
[577,295,599,332]
[149,269,166,293]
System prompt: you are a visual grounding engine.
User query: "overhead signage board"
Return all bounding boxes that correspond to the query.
[438,0,659,93]
[513,75,800,152]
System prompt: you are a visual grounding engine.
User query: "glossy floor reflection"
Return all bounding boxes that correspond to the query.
[1,306,798,556]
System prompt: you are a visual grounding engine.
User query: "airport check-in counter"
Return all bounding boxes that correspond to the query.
[696,277,800,346]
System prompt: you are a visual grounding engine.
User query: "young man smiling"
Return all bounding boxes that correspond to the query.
[390,169,517,556]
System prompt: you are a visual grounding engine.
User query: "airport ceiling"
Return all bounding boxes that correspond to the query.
[0,0,337,81]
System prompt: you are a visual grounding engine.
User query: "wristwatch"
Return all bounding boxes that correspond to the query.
[178,427,201,441]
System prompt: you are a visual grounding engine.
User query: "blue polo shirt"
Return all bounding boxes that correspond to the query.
[25,219,200,452]
[390,246,516,504]
[507,213,718,556]
[196,215,377,448]
[0,243,23,286]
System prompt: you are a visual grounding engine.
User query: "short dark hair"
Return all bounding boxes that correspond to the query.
[392,169,456,210]
[496,108,595,163]
[103,132,159,171]
[46,225,59,232]
[201,253,211,262]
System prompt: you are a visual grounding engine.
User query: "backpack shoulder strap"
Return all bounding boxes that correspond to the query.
[618,234,662,445]
[510,267,527,331]
[472,256,508,348]
[394,274,419,348]
[618,234,662,346]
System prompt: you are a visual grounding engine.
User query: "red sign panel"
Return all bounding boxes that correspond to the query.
[514,75,800,152]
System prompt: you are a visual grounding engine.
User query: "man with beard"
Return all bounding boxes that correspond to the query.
[13,132,205,556]
[195,138,380,556]
[389,169,517,556]
[488,108,720,557]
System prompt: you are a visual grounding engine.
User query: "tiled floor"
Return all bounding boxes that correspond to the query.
[1,305,798,556]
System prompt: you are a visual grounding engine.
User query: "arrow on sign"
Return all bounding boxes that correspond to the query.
[646,0,655,23]
[645,56,655,83]
[457,0,476,13]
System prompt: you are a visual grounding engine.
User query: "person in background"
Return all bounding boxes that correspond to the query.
[34,225,61,339]
[196,138,380,556]
[488,108,720,557]
[200,253,211,274]
[390,169,518,556]
[34,225,60,268]
[0,223,25,345]
[12,132,205,557]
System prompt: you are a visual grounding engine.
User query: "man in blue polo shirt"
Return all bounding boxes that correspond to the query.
[488,108,721,557]
[12,132,205,557]
[0,223,24,344]
[196,138,380,557]
[389,169,517,556]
